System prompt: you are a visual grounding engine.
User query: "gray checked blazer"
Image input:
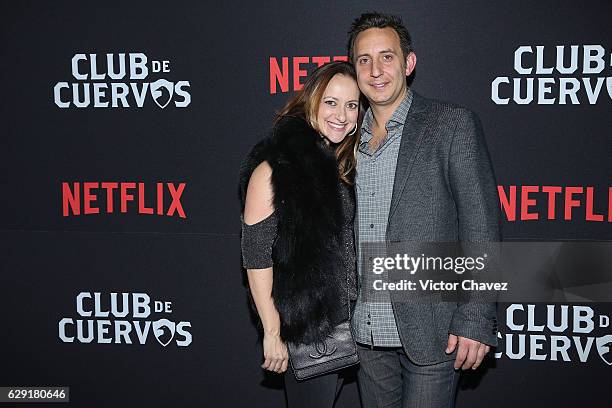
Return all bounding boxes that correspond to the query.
[361,91,501,365]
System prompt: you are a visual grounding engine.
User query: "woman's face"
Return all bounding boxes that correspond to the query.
[316,74,360,144]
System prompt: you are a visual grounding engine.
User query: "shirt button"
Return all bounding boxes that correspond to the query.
[367,313,371,318]
[366,321,371,325]
[370,224,374,228]
[370,192,375,196]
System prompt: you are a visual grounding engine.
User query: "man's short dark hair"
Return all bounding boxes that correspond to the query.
[347,12,413,63]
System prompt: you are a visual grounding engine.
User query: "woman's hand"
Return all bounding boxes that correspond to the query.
[261,332,289,373]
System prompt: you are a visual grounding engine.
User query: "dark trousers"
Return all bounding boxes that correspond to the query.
[356,344,460,408]
[284,367,344,408]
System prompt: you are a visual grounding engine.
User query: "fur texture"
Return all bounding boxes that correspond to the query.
[239,116,345,345]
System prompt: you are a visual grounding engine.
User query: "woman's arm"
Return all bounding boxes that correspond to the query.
[244,162,288,373]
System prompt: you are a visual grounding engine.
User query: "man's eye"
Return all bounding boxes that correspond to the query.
[359,58,369,64]
[383,54,393,61]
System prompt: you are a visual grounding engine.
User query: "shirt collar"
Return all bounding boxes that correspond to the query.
[360,88,413,142]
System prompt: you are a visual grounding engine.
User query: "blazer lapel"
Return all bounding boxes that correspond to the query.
[387,92,429,232]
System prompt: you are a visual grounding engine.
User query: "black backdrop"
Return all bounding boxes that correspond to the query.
[2,1,611,407]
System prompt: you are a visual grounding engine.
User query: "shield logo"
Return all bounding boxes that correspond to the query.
[152,319,176,347]
[596,334,612,366]
[150,79,174,109]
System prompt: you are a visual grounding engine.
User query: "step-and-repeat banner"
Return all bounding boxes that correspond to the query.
[1,1,611,407]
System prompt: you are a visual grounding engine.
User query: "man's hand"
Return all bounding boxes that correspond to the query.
[446,334,490,370]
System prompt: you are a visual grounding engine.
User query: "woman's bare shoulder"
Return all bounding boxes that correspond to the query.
[244,161,274,225]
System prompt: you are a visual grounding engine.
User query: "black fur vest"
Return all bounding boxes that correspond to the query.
[238,116,346,345]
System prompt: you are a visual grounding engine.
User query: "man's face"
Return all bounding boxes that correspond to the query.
[353,27,416,107]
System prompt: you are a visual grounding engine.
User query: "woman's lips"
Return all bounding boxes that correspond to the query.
[327,121,347,131]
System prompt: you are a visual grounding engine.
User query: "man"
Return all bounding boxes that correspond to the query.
[348,12,500,408]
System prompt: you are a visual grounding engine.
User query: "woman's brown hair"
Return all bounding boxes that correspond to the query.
[275,61,363,184]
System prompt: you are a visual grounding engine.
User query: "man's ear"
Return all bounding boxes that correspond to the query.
[405,52,417,76]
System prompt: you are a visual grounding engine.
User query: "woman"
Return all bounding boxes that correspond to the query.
[238,61,361,407]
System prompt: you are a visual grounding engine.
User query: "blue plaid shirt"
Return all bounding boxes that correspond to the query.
[352,89,413,347]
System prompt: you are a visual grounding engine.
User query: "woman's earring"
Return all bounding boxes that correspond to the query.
[348,123,358,136]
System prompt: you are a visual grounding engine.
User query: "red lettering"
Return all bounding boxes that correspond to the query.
[61,181,187,217]
[138,182,154,215]
[293,56,309,91]
[269,57,289,95]
[83,182,99,214]
[609,187,612,222]
[311,56,331,67]
[120,182,136,213]
[101,182,118,213]
[497,185,516,221]
[167,183,186,218]
[564,187,583,220]
[62,182,80,216]
[269,56,350,94]
[520,185,539,220]
[541,186,561,219]
[157,182,164,215]
[585,186,604,221]
[497,185,611,222]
